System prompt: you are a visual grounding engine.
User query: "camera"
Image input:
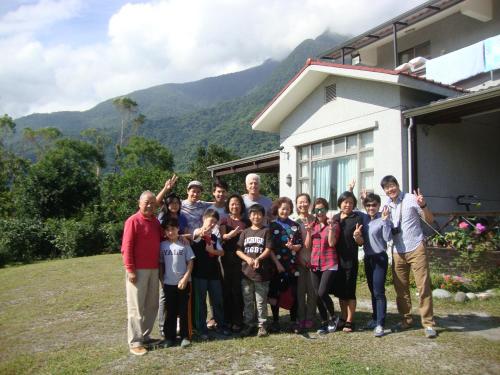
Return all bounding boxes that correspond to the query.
[391,227,401,235]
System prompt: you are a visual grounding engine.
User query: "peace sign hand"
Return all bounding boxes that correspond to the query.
[413,188,427,208]
[164,174,178,191]
[381,206,390,221]
[353,223,363,240]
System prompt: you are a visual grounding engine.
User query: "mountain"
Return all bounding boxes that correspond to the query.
[15,31,349,170]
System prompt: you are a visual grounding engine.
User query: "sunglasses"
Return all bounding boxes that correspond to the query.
[314,208,327,214]
[365,203,379,208]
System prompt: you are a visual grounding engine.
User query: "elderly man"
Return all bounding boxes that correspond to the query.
[121,190,163,355]
[242,173,272,220]
[381,175,437,338]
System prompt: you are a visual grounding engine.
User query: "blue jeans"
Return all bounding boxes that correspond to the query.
[364,253,388,327]
[193,277,224,334]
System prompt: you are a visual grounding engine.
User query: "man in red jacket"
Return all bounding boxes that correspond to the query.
[121,190,163,355]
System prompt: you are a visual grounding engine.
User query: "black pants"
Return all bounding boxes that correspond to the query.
[163,283,190,341]
[269,275,298,323]
[310,270,337,322]
[222,260,243,326]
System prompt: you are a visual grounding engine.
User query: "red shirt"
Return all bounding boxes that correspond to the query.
[121,211,162,272]
[310,222,340,271]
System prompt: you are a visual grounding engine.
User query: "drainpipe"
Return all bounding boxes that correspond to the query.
[407,117,415,192]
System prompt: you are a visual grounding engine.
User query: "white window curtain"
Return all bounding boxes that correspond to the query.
[336,155,357,196]
[312,160,331,201]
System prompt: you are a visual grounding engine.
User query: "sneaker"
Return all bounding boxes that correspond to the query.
[269,321,281,333]
[207,318,217,330]
[328,316,340,333]
[180,338,191,348]
[163,339,175,348]
[257,326,268,337]
[374,325,384,337]
[129,346,147,356]
[391,321,413,332]
[240,325,255,337]
[317,324,329,335]
[365,319,377,330]
[199,333,210,341]
[291,322,302,334]
[424,326,437,338]
[216,327,232,336]
[143,337,162,348]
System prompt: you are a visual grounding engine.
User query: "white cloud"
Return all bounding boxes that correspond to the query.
[0,0,426,118]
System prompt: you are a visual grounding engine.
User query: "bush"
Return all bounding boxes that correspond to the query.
[100,221,124,253]
[45,211,105,258]
[0,218,54,266]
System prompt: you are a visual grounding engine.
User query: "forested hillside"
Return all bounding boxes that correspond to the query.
[15,32,348,170]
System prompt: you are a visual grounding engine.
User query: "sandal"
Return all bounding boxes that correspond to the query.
[337,318,346,330]
[342,321,354,333]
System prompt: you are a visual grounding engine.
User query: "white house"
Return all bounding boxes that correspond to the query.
[209,0,500,213]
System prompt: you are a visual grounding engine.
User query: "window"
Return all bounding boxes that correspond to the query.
[297,130,374,205]
[325,84,337,103]
[398,41,431,65]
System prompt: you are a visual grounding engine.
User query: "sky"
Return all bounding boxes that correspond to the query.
[0,0,427,119]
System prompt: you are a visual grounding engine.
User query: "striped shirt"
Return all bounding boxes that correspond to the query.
[386,192,424,253]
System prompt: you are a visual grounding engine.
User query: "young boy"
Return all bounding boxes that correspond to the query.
[236,204,275,337]
[191,209,229,339]
[159,217,195,348]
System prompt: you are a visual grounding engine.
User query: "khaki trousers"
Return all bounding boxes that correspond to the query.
[392,242,435,327]
[126,269,159,348]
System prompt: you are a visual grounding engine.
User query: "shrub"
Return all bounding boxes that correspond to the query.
[46,212,105,259]
[100,221,124,253]
[0,218,54,266]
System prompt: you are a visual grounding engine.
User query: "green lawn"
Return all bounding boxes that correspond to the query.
[0,254,499,374]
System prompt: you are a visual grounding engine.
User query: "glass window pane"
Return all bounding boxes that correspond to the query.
[360,150,374,170]
[347,135,357,151]
[360,171,374,191]
[334,138,345,154]
[300,180,309,194]
[311,143,321,158]
[299,146,309,161]
[322,141,332,155]
[300,163,309,178]
[360,131,373,148]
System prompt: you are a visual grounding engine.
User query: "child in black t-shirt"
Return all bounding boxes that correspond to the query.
[236,204,274,337]
[191,209,230,339]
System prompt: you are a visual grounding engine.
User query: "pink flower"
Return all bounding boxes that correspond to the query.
[458,222,469,230]
[475,223,486,233]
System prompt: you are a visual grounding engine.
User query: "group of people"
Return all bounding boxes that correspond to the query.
[121,173,437,356]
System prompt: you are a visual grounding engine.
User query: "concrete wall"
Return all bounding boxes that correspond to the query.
[376,2,500,69]
[416,119,500,212]
[278,76,407,201]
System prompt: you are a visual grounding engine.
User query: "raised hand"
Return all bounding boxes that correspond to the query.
[381,206,390,221]
[413,188,427,208]
[353,223,363,238]
[348,179,356,192]
[360,188,368,201]
[228,226,241,238]
[164,174,178,191]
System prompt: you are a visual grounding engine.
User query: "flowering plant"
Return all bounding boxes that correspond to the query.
[439,274,470,292]
[444,218,500,273]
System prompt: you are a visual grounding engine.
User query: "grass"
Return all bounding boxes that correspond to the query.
[0,254,499,374]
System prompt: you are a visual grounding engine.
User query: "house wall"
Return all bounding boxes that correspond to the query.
[376,3,500,69]
[278,76,408,202]
[416,120,500,212]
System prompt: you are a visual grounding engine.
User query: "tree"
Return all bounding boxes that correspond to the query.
[14,139,104,219]
[0,114,16,148]
[118,136,174,171]
[80,128,111,176]
[22,127,62,159]
[188,144,243,199]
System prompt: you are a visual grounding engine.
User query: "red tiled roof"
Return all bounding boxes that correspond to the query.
[251,58,468,126]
